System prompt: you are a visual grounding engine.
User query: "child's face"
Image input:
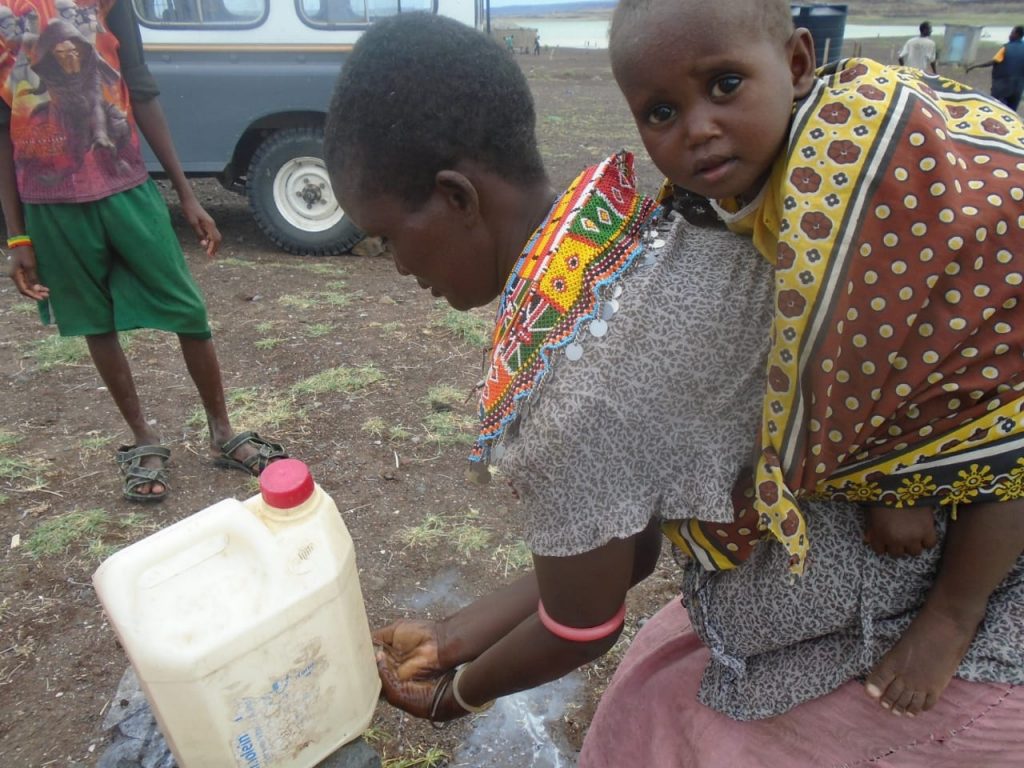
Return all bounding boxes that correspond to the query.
[613,14,815,202]
[336,178,502,312]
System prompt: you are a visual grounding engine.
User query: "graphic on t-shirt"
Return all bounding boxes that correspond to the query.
[0,0,147,203]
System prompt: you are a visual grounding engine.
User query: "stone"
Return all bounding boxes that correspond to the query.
[98,667,380,768]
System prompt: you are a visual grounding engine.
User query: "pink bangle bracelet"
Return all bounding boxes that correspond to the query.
[537,599,626,643]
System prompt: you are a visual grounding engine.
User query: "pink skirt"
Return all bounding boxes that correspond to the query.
[579,599,1024,767]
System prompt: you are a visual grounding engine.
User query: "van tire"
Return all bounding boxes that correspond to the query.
[246,127,363,256]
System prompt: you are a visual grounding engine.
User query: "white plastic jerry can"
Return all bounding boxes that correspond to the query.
[93,459,380,768]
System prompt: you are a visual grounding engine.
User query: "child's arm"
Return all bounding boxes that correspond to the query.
[130,98,222,258]
[0,123,47,301]
[108,0,221,257]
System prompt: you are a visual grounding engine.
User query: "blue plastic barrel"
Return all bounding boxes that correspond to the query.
[791,3,848,66]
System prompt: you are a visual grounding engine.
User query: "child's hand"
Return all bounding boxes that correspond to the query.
[864,505,938,557]
[8,246,49,301]
[181,198,222,258]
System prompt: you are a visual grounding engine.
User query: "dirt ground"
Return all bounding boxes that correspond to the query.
[0,40,1009,768]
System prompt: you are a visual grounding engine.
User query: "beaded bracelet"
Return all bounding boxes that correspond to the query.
[451,663,494,714]
[537,599,626,643]
[6,235,32,249]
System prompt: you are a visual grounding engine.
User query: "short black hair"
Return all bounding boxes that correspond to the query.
[1013,25,1024,41]
[920,21,931,35]
[325,13,545,207]
[611,0,795,63]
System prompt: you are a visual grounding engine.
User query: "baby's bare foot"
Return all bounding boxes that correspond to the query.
[864,602,981,716]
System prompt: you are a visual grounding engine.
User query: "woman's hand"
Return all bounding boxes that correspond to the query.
[373,619,467,720]
[374,619,444,681]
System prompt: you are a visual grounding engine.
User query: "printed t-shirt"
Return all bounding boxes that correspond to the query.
[0,0,153,203]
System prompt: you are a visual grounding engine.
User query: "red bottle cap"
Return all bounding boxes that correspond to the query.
[259,459,315,509]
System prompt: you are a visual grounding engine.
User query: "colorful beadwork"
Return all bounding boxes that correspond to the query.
[470,152,658,467]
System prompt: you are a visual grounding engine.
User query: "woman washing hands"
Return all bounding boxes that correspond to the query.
[327,14,1024,765]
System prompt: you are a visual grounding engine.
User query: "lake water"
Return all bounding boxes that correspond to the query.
[507,18,1015,50]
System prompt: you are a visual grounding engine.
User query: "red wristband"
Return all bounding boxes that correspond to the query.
[537,599,626,643]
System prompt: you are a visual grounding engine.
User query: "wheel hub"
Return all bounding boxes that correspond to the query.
[272,156,344,233]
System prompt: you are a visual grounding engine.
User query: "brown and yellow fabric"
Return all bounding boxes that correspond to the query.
[663,58,1024,574]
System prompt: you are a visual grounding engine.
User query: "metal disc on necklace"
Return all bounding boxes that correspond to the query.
[601,299,619,321]
[589,318,608,337]
[613,284,624,299]
[565,342,584,361]
[652,238,666,249]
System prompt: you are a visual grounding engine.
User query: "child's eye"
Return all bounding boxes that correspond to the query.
[646,104,676,125]
[710,75,743,99]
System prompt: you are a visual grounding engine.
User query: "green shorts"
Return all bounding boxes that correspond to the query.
[25,180,211,339]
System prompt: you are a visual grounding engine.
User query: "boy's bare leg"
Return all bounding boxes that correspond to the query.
[86,332,165,496]
[177,335,260,466]
[865,500,1024,716]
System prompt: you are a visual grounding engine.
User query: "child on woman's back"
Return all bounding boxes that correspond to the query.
[610,0,1024,717]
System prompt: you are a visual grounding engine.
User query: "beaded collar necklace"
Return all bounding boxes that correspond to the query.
[469,152,658,474]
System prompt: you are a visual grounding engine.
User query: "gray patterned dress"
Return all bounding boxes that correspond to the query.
[496,213,1024,719]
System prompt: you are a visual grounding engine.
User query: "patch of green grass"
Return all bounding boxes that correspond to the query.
[319,291,352,308]
[25,509,151,560]
[494,540,533,575]
[189,387,299,432]
[303,323,333,338]
[379,321,404,335]
[286,261,348,277]
[0,455,46,488]
[0,431,21,451]
[119,329,163,354]
[399,511,490,557]
[278,288,357,311]
[255,337,286,350]
[291,365,384,396]
[29,334,88,370]
[423,411,476,447]
[425,384,463,411]
[9,301,37,314]
[388,425,412,441]
[436,308,489,347]
[215,257,258,269]
[24,509,110,558]
[255,321,277,334]
[363,726,390,746]
[278,294,317,311]
[361,417,387,438]
[80,433,114,452]
[399,514,447,548]
[382,749,448,768]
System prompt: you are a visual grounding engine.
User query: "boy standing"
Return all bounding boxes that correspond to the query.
[610,0,1024,717]
[2,0,285,502]
[898,20,938,75]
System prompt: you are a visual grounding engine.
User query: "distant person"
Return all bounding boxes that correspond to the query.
[967,25,1024,112]
[534,33,540,55]
[898,20,938,74]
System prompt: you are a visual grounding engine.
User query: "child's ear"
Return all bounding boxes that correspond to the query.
[788,28,817,99]
[434,170,480,224]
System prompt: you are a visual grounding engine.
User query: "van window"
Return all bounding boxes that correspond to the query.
[298,0,434,27]
[133,0,266,25]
